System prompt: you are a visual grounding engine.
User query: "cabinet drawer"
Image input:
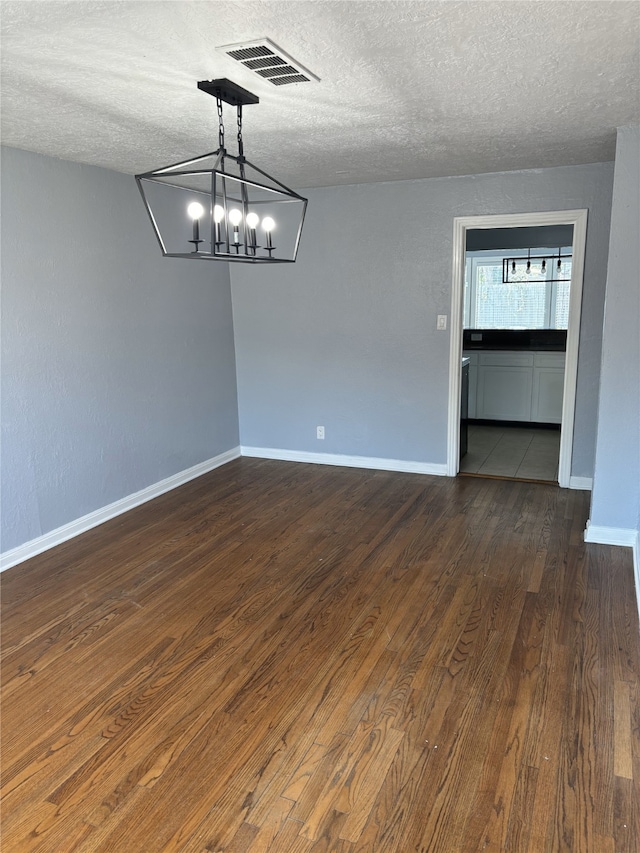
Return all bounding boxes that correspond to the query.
[534,352,566,368]
[479,351,534,368]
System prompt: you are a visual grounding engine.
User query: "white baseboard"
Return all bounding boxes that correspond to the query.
[0,447,241,572]
[569,476,592,490]
[634,532,640,628]
[583,522,638,548]
[240,446,448,477]
[584,522,640,628]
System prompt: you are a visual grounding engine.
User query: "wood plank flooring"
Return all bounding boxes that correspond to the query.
[2,458,639,852]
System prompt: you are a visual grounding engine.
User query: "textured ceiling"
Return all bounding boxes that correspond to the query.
[1,1,639,188]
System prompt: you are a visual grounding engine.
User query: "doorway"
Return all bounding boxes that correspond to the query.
[447,210,588,488]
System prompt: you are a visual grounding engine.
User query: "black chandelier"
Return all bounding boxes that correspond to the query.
[136,79,307,263]
[502,248,572,283]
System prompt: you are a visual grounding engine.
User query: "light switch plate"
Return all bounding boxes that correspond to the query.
[437,315,447,331]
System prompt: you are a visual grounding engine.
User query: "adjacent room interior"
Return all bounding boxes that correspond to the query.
[1,3,639,852]
[460,223,574,483]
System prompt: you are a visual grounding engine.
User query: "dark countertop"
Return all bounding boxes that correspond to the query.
[463,346,566,352]
[463,329,567,351]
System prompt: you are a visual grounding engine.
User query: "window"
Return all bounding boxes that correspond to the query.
[464,249,572,330]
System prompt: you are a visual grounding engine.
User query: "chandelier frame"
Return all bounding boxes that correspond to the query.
[135,79,307,264]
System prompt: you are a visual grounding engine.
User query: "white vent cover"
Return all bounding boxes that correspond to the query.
[216,38,320,86]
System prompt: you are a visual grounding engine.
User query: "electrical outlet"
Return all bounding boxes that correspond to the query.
[437,314,447,331]
[316,426,325,440]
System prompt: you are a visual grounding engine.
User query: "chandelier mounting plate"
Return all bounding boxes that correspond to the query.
[197,78,259,106]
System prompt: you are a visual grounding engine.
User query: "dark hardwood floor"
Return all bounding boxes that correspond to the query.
[2,458,639,852]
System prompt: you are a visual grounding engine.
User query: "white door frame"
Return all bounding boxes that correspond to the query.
[446,209,588,488]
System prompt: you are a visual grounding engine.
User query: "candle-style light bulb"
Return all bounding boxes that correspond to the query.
[526,260,531,274]
[188,201,204,220]
[187,201,205,250]
[511,260,516,275]
[246,212,259,254]
[262,216,275,254]
[228,208,242,249]
[213,204,225,245]
[541,258,547,275]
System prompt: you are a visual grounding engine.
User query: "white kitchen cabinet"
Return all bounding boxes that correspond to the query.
[477,365,533,420]
[463,350,565,423]
[531,353,565,423]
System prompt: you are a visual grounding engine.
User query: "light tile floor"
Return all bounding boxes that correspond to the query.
[460,424,560,481]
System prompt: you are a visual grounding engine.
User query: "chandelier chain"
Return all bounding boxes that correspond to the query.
[217,97,225,151]
[237,105,244,160]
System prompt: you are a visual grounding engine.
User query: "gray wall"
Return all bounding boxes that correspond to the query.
[590,126,640,532]
[1,147,239,553]
[231,163,614,475]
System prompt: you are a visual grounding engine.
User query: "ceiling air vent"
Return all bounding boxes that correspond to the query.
[216,38,320,86]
